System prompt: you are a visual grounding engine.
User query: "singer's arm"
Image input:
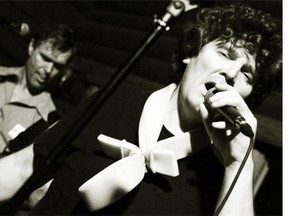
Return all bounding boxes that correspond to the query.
[0,145,34,202]
[199,83,257,216]
[217,153,254,216]
[199,102,255,216]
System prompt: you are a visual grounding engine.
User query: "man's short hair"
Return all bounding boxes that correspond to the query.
[32,23,76,54]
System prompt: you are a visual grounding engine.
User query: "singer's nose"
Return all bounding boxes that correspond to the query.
[220,59,247,86]
[219,72,235,86]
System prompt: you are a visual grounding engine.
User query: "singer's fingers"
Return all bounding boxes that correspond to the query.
[209,95,240,108]
[211,121,225,129]
[199,102,209,120]
[199,103,235,129]
[208,91,247,111]
[214,83,235,91]
[208,89,238,103]
[211,121,237,130]
[212,122,235,136]
[210,83,252,110]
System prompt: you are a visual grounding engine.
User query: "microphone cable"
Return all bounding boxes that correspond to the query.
[213,131,255,216]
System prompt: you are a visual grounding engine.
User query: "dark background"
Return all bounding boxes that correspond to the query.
[0,1,282,215]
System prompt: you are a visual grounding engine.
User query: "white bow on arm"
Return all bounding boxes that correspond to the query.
[78,131,195,211]
[78,84,210,211]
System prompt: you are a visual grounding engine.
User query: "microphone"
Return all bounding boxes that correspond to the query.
[0,15,30,36]
[204,86,254,138]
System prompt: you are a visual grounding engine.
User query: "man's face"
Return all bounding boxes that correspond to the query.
[26,40,73,93]
[179,40,256,114]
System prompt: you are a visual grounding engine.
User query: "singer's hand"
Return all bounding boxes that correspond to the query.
[199,83,257,166]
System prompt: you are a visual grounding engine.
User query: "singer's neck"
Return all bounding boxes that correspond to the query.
[163,86,202,135]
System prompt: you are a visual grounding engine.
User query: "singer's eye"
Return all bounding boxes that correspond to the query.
[241,65,253,84]
[218,51,230,59]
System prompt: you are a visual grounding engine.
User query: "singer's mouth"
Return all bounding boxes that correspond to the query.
[204,82,216,91]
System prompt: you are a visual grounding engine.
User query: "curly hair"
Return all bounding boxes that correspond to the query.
[32,23,76,54]
[171,3,282,106]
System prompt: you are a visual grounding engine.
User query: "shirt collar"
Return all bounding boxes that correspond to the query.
[138,84,211,152]
[14,91,56,121]
[2,66,56,120]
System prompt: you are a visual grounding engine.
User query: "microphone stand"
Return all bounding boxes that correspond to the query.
[0,0,197,214]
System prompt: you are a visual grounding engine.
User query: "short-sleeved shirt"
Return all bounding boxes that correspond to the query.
[31,80,223,215]
[0,66,56,151]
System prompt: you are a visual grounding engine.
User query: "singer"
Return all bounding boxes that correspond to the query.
[0,2,281,215]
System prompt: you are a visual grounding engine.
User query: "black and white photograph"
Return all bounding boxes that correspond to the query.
[0,1,283,215]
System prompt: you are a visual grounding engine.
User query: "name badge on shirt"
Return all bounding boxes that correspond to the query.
[8,124,26,139]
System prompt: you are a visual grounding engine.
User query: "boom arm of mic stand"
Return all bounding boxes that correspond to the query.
[0,1,198,214]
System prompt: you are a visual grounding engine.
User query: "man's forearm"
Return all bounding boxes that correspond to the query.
[215,158,254,216]
[0,145,34,202]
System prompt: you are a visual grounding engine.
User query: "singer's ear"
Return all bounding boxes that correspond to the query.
[182,58,191,64]
[28,39,35,55]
